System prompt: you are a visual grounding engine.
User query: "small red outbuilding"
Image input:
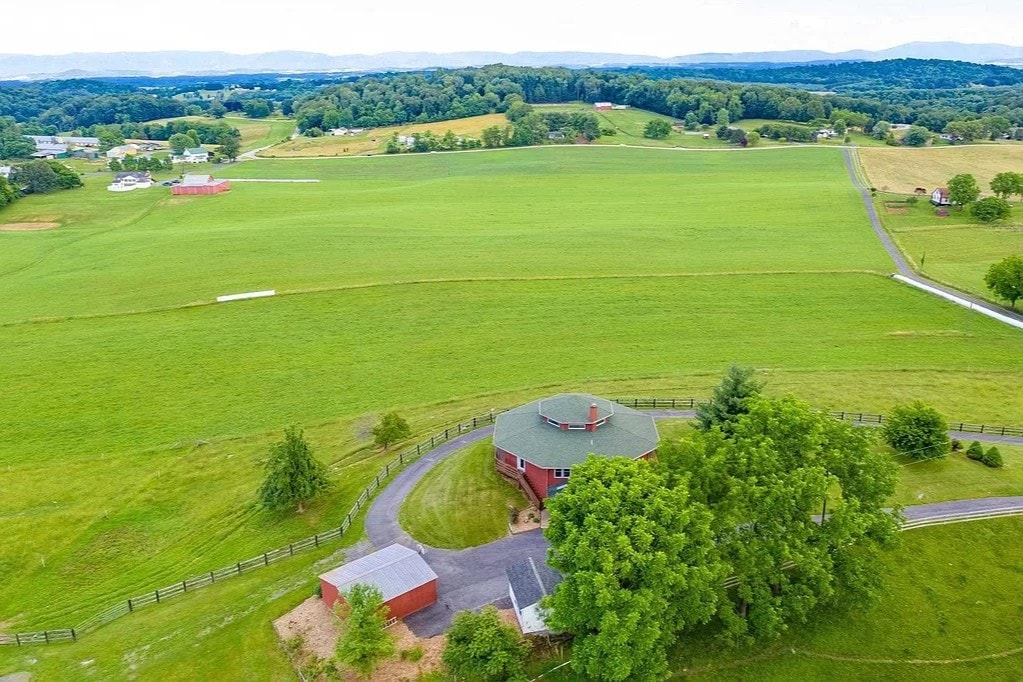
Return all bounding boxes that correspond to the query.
[319,544,438,620]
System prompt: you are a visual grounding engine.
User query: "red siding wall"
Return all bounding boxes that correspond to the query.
[320,579,342,610]
[320,579,437,620]
[383,580,438,620]
[171,181,230,195]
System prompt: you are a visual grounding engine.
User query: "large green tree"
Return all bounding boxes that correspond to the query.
[442,605,529,682]
[695,365,764,433]
[11,160,60,194]
[947,173,980,207]
[168,132,193,154]
[257,427,330,512]
[334,583,395,677]
[545,457,722,682]
[217,130,241,162]
[990,171,1023,201]
[881,401,950,461]
[660,396,900,643]
[985,255,1023,309]
[643,119,672,139]
[372,412,411,450]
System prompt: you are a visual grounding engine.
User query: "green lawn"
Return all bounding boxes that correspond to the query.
[143,115,295,152]
[876,193,1023,301]
[528,517,1023,680]
[399,440,528,549]
[2,146,1023,679]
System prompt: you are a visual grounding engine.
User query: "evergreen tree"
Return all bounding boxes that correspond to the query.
[257,427,330,513]
[695,365,764,433]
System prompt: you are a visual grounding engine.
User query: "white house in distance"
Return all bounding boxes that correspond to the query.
[506,557,563,634]
[107,171,153,192]
[0,165,11,179]
[173,147,209,164]
[931,187,951,206]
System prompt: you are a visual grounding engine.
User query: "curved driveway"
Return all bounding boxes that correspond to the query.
[365,413,1023,635]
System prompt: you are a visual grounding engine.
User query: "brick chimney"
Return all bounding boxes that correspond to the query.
[589,402,598,425]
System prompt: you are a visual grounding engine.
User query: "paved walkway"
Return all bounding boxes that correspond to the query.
[363,413,1023,636]
[842,148,1023,330]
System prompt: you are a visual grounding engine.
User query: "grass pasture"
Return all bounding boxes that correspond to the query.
[859,144,1023,195]
[259,113,508,157]
[399,440,527,549]
[872,189,1022,300]
[3,145,1023,679]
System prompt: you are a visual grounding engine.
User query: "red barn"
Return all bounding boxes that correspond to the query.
[172,174,231,196]
[319,544,437,620]
[494,393,659,507]
[594,101,613,111]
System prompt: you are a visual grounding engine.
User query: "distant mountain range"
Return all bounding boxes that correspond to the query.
[2,42,1023,80]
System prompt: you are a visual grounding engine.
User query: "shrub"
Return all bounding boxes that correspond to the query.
[966,440,985,461]
[951,438,962,452]
[982,446,1004,468]
[882,401,950,460]
[508,505,519,524]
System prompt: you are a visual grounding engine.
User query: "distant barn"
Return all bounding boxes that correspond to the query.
[172,174,230,196]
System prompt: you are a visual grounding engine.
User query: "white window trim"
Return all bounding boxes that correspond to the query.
[554,468,571,479]
[567,424,585,430]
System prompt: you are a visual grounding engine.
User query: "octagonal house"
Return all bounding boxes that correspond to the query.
[494,393,659,507]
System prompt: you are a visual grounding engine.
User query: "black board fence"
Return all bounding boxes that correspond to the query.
[3,398,1020,646]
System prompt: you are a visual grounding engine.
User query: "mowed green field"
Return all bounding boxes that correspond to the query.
[3,146,1023,679]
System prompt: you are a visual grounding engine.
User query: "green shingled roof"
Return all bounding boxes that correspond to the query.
[494,393,659,469]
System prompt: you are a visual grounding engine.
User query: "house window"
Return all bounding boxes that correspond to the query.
[547,418,560,427]
[553,468,571,479]
[567,424,585,430]
[517,457,526,472]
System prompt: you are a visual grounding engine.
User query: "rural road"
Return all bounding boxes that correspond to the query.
[842,148,1023,329]
[364,412,1023,636]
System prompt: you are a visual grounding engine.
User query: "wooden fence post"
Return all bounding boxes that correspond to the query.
[210,570,215,583]
[43,631,49,644]
[314,534,320,548]
[289,544,294,556]
[155,589,160,603]
[71,629,76,642]
[182,580,187,592]
[128,598,133,612]
[236,562,241,575]
[14,633,20,646]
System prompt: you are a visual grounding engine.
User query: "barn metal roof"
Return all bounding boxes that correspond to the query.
[319,544,437,602]
[494,393,658,468]
[507,556,562,609]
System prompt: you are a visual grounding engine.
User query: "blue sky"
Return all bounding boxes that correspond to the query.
[4,0,1018,56]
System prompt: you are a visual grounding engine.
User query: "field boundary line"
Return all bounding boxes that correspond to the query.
[0,269,885,330]
[3,398,1021,646]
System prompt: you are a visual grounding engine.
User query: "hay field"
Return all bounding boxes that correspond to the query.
[260,113,508,157]
[860,144,1023,194]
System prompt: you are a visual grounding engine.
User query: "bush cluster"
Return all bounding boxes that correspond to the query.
[965,440,1003,468]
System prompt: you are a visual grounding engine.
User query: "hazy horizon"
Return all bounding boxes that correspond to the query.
[5,0,1020,57]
